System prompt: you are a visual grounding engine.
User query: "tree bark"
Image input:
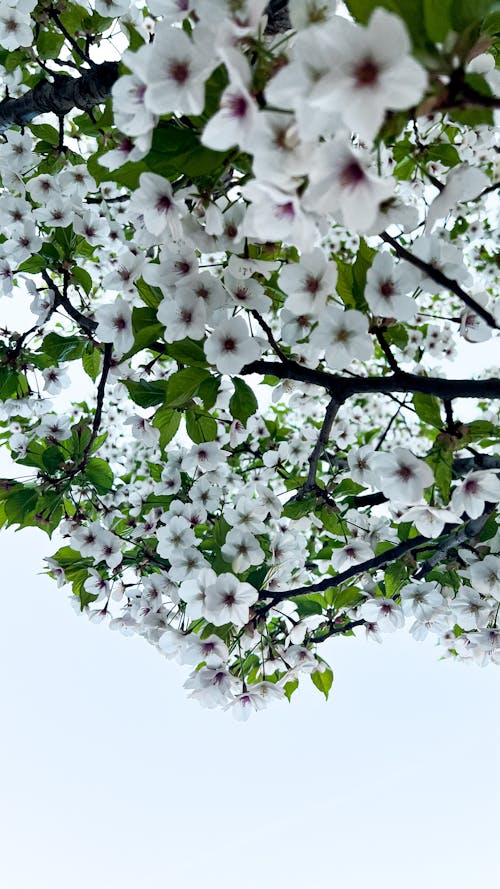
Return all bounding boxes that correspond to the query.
[0,62,119,134]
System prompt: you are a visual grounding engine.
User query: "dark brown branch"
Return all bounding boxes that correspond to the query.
[380,231,499,330]
[242,360,500,402]
[414,505,496,580]
[0,61,119,134]
[41,270,97,336]
[260,534,431,601]
[304,396,341,491]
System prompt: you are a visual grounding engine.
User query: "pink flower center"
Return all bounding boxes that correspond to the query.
[169,60,190,84]
[340,161,365,188]
[354,58,380,86]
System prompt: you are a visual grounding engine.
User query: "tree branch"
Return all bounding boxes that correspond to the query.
[0,62,119,134]
[380,231,499,330]
[242,360,500,402]
[304,396,341,491]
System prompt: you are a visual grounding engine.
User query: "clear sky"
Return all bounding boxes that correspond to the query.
[1,517,500,889]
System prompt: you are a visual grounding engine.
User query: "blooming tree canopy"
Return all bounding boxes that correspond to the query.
[1,0,500,719]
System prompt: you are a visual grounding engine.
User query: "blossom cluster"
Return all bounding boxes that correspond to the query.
[0,0,499,716]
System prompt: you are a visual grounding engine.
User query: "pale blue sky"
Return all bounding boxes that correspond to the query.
[1,520,500,889]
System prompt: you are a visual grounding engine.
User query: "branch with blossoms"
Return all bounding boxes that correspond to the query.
[1,0,500,718]
[242,361,500,402]
[380,233,500,330]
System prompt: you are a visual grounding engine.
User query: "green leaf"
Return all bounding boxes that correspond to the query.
[71,266,93,295]
[427,445,453,501]
[425,144,461,168]
[283,678,299,702]
[42,445,65,474]
[332,478,364,497]
[165,367,210,408]
[124,379,166,408]
[42,333,87,362]
[163,338,208,367]
[198,376,221,410]
[185,410,217,443]
[229,378,258,425]
[450,0,497,29]
[294,594,324,618]
[384,561,408,597]
[352,239,376,312]
[413,393,442,428]
[283,494,317,519]
[4,486,39,526]
[423,0,452,41]
[82,345,101,381]
[344,0,428,48]
[311,667,334,700]
[17,254,48,274]
[145,121,228,181]
[29,122,60,145]
[86,457,114,493]
[36,28,66,60]
[153,405,181,450]
[0,368,20,400]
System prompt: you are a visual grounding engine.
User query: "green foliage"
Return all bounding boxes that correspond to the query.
[413,393,443,429]
[229,378,258,425]
[311,667,334,700]
[86,458,114,493]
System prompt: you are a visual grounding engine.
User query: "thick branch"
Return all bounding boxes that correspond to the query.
[0,62,119,134]
[380,231,499,330]
[242,360,500,402]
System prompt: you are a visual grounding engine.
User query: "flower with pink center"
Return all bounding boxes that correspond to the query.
[309,9,427,141]
[204,573,259,627]
[451,471,500,519]
[371,447,434,504]
[204,315,262,375]
[304,131,393,231]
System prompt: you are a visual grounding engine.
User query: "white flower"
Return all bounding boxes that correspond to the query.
[399,582,445,619]
[399,505,460,538]
[371,447,434,504]
[201,52,261,152]
[37,414,71,442]
[241,180,318,252]
[129,173,185,240]
[347,445,377,486]
[179,568,217,620]
[123,415,160,447]
[221,528,265,573]
[331,538,374,571]
[184,665,234,708]
[312,306,373,371]
[279,248,338,316]
[204,573,258,626]
[467,555,500,601]
[360,597,404,631]
[223,271,270,313]
[157,516,196,559]
[158,292,206,342]
[365,251,419,321]
[94,298,134,356]
[204,316,262,375]
[451,587,494,630]
[0,5,32,50]
[42,366,71,395]
[451,471,500,519]
[426,165,490,232]
[309,9,427,141]
[304,131,393,231]
[145,24,214,115]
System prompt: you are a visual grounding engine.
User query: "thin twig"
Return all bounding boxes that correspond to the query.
[380,231,499,330]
